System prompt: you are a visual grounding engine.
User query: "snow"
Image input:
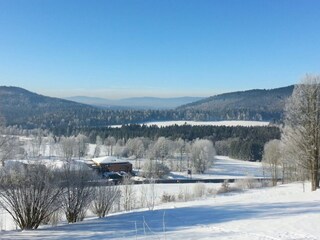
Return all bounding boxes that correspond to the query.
[109,120,270,128]
[2,183,320,240]
[1,156,320,239]
[170,156,267,179]
[92,156,129,164]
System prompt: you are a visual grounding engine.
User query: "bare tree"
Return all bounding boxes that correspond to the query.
[75,134,89,159]
[126,137,145,169]
[282,75,320,191]
[140,179,157,210]
[105,136,116,156]
[60,162,96,223]
[0,136,19,167]
[0,163,62,230]
[58,136,76,161]
[262,139,281,186]
[47,134,57,158]
[175,138,187,172]
[93,135,103,157]
[190,139,215,174]
[121,177,135,211]
[142,158,170,178]
[114,139,128,158]
[91,184,121,218]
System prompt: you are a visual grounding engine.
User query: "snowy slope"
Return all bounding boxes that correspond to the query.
[2,183,320,240]
[2,156,319,239]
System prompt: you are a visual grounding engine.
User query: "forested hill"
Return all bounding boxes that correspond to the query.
[0,86,177,130]
[0,85,294,131]
[0,86,101,127]
[177,86,294,121]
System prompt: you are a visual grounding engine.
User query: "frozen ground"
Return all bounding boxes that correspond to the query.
[1,182,320,240]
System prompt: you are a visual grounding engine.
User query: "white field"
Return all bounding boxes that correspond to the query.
[2,156,320,239]
[169,156,266,179]
[1,182,320,240]
[109,120,270,128]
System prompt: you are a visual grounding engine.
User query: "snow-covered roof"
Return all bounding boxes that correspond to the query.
[92,156,130,165]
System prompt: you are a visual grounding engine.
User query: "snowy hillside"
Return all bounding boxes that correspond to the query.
[2,182,320,240]
[2,156,319,239]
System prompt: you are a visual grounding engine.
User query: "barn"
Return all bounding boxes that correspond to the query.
[91,156,132,173]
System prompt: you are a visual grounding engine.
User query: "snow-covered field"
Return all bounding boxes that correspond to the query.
[2,182,320,240]
[109,120,270,128]
[1,156,319,239]
[170,156,266,179]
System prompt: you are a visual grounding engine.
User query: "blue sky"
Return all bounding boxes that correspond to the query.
[0,0,320,99]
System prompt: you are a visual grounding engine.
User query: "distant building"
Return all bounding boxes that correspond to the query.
[90,156,132,173]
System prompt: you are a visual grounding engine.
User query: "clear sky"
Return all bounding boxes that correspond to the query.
[0,0,320,99]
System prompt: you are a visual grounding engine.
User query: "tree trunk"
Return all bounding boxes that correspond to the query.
[310,161,319,191]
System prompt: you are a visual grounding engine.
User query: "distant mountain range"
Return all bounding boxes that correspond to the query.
[65,96,204,110]
[0,85,295,130]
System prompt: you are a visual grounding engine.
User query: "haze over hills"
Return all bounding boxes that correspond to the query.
[0,85,294,130]
[65,96,205,110]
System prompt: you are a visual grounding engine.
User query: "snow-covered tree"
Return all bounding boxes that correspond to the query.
[175,138,187,172]
[105,136,116,156]
[149,137,172,163]
[58,136,76,161]
[282,75,320,191]
[0,135,19,167]
[190,139,215,174]
[126,137,145,168]
[93,135,103,157]
[114,139,128,157]
[75,134,89,159]
[142,158,170,178]
[262,139,281,186]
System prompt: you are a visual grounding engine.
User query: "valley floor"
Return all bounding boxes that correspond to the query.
[2,182,320,240]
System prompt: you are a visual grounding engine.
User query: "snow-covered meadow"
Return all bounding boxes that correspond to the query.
[170,156,266,180]
[109,120,270,128]
[1,182,320,240]
[1,156,320,239]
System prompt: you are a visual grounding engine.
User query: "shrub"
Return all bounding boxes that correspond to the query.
[161,192,176,203]
[177,186,192,202]
[142,160,170,178]
[217,180,231,194]
[206,187,217,197]
[193,183,206,198]
[234,177,265,190]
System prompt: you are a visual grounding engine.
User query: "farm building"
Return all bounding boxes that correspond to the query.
[91,156,132,173]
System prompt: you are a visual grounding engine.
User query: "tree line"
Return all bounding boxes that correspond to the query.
[0,122,280,164]
[82,125,280,161]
